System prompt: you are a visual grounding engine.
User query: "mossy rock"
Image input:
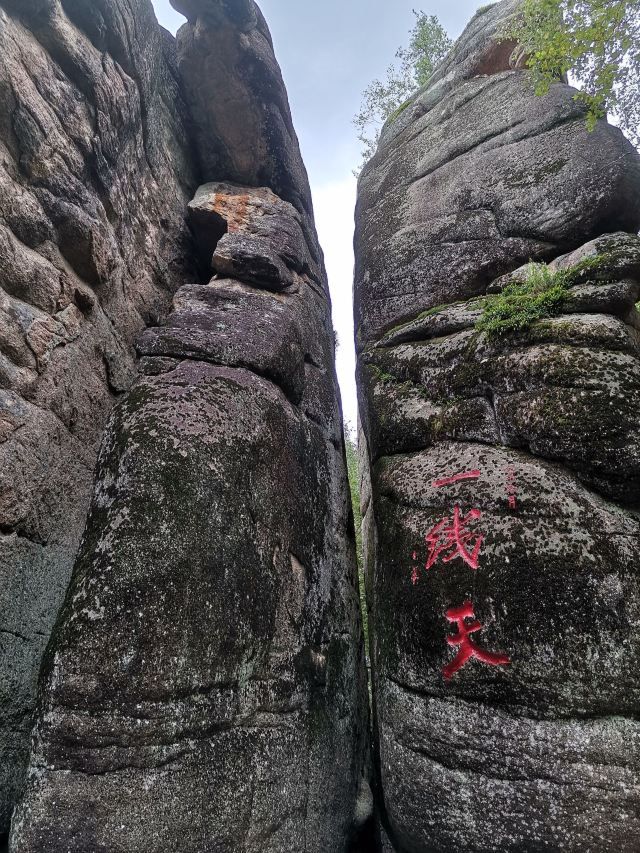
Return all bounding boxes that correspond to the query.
[477,255,611,338]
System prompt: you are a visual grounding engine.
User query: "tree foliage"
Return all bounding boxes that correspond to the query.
[507,0,640,145]
[353,11,452,169]
[344,426,368,647]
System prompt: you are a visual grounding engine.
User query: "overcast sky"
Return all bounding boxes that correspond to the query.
[151,0,485,427]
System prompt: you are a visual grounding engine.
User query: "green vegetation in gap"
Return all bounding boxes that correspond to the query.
[477,263,569,337]
[345,427,368,648]
[369,364,396,384]
[506,0,640,145]
[476,257,602,338]
[353,11,452,171]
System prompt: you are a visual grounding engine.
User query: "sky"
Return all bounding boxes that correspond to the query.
[151,0,485,427]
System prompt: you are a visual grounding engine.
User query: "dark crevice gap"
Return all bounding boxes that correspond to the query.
[187,209,229,284]
[384,673,640,724]
[0,524,46,545]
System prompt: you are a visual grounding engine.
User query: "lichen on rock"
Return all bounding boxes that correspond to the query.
[355,1,640,851]
[2,0,369,851]
[0,0,198,832]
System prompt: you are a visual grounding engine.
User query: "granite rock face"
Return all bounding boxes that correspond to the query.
[355,0,640,347]
[171,0,314,218]
[0,0,197,832]
[8,1,368,850]
[355,3,640,851]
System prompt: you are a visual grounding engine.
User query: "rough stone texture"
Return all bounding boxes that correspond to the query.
[0,0,197,833]
[355,1,640,348]
[187,182,326,295]
[170,0,314,219]
[355,2,640,851]
[9,2,368,850]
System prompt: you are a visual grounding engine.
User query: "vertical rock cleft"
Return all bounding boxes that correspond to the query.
[355,2,640,851]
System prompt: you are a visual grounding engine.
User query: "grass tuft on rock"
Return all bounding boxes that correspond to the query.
[388,97,415,123]
[477,263,568,337]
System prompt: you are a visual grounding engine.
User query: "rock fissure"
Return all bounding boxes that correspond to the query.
[390,740,637,796]
[384,674,640,725]
[3,0,640,850]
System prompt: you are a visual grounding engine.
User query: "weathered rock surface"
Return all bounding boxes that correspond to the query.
[9,1,368,850]
[187,182,326,295]
[171,0,314,218]
[355,1,640,347]
[0,0,197,832]
[355,2,640,851]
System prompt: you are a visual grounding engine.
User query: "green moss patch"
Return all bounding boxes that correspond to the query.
[380,301,463,341]
[388,97,414,123]
[476,256,604,339]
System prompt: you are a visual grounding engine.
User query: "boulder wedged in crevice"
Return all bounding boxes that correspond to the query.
[187,181,326,295]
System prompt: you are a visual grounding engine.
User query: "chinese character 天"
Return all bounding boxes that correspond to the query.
[443,600,510,679]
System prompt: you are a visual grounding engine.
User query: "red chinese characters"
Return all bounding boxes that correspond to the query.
[425,506,484,571]
[506,465,517,510]
[443,601,510,679]
[410,468,511,679]
[432,470,481,488]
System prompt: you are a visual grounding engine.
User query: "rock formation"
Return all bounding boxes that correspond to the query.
[355,2,640,851]
[5,0,640,847]
[2,0,368,850]
[0,0,197,833]
[171,0,314,219]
